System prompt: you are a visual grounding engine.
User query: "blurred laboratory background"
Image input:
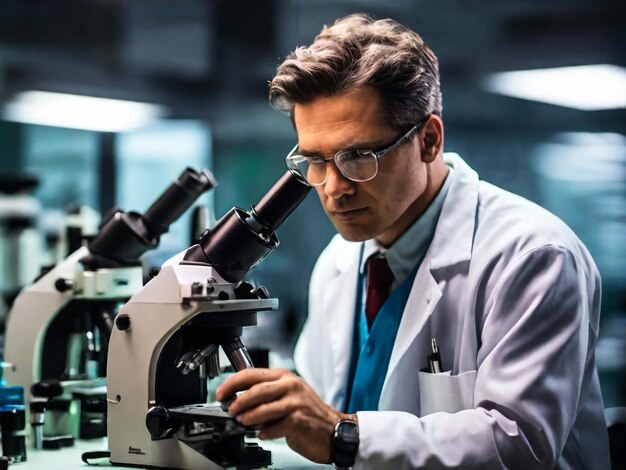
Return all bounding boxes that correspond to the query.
[0,0,624,407]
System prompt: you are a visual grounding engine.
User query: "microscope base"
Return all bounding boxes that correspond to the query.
[111,404,271,469]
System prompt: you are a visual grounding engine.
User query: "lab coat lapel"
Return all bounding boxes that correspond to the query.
[380,153,479,405]
[324,242,360,408]
[429,153,479,271]
[381,254,442,403]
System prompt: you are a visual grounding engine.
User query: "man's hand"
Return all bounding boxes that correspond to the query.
[216,368,356,464]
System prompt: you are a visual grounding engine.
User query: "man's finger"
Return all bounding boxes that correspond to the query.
[227,379,288,416]
[216,368,289,401]
[236,397,296,426]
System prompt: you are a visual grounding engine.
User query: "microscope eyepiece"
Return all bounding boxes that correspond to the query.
[183,170,311,283]
[85,168,216,268]
[143,168,217,237]
[251,170,310,233]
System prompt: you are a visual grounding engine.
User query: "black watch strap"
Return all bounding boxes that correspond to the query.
[332,420,359,469]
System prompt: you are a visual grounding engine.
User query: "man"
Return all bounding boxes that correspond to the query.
[217,13,610,469]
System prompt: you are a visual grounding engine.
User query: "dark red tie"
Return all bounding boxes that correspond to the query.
[365,255,394,329]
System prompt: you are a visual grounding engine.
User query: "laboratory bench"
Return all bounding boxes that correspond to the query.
[12,437,331,469]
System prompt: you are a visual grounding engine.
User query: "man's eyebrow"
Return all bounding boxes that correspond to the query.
[299,139,382,155]
[297,147,321,155]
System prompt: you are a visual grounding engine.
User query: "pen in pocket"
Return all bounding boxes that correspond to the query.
[428,338,443,373]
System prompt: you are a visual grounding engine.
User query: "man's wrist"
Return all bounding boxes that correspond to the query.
[331,414,359,469]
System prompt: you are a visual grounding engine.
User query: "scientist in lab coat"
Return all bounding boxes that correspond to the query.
[217,13,610,469]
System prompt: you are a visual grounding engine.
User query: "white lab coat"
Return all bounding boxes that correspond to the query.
[294,153,610,469]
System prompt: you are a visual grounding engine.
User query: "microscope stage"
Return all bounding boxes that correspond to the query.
[168,403,234,423]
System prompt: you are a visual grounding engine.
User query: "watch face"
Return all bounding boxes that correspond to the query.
[333,420,359,468]
[338,421,359,444]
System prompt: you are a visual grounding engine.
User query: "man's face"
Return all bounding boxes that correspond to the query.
[293,87,431,246]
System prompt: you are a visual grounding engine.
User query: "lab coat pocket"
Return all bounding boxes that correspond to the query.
[418,369,477,416]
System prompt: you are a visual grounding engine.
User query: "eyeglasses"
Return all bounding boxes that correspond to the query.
[285,121,423,186]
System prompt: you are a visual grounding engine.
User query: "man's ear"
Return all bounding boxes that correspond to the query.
[420,115,444,163]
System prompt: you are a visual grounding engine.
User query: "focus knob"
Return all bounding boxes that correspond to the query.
[54,278,74,293]
[31,380,63,399]
[115,314,131,331]
[146,406,175,440]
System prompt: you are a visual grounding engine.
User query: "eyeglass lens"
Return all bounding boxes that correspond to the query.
[336,150,378,182]
[289,150,378,185]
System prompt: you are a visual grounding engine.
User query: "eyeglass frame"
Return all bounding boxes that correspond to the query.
[285,116,429,186]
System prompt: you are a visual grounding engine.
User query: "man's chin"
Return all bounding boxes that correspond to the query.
[338,233,368,242]
[332,222,376,242]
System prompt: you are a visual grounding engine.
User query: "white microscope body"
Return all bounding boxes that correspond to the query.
[106,170,311,469]
[107,257,277,469]
[4,244,140,402]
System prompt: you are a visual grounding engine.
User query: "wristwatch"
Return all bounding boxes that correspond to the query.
[332,419,359,469]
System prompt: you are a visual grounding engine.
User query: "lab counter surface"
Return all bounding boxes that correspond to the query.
[15,437,332,469]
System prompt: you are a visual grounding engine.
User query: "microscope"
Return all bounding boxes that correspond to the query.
[106,170,310,469]
[4,168,216,446]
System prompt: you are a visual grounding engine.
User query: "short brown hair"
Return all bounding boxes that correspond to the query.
[269,13,442,130]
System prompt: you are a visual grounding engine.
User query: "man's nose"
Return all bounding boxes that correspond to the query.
[323,162,356,199]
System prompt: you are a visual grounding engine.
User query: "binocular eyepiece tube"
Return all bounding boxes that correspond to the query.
[184,170,311,283]
[87,168,216,266]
